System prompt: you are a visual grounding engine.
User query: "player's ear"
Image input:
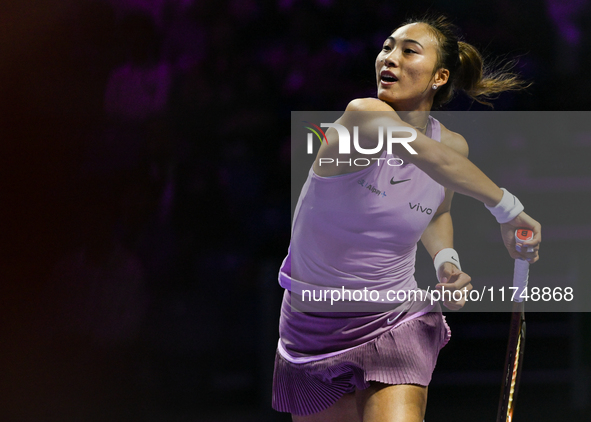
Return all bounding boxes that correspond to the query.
[434,68,450,86]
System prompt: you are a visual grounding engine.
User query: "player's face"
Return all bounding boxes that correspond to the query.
[375,23,446,111]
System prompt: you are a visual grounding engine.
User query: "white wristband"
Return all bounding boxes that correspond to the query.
[434,248,461,276]
[485,188,524,224]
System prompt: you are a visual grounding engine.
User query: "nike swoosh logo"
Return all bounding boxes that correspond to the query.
[387,314,403,324]
[451,256,458,262]
[390,178,411,185]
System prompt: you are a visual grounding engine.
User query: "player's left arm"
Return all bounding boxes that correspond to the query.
[420,124,468,260]
[420,126,472,310]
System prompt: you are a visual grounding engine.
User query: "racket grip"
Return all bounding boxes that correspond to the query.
[513,229,532,302]
[513,258,530,303]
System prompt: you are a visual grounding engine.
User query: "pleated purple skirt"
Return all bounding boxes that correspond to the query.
[272,311,450,416]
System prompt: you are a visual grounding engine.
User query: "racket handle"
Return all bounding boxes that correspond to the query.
[513,229,533,302]
[513,259,530,303]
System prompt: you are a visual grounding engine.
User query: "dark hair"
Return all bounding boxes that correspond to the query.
[397,14,530,108]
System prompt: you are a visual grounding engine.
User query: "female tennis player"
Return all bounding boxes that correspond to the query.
[273,15,541,422]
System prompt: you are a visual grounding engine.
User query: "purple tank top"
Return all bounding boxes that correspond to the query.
[278,115,446,361]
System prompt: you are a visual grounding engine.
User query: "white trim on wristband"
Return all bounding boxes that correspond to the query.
[485,188,524,224]
[434,248,461,275]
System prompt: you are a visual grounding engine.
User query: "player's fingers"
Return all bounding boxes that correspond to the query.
[436,279,472,292]
[444,278,473,291]
[521,248,538,260]
[521,241,540,263]
[515,242,540,263]
[453,272,471,287]
[516,243,539,252]
[530,219,542,244]
[519,237,540,253]
[437,271,469,284]
[516,213,542,250]
[444,297,466,310]
[451,282,473,293]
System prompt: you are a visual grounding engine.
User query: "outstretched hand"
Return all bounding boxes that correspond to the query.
[435,262,472,311]
[500,211,541,263]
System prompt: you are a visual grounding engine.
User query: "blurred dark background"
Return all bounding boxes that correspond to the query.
[1,0,590,420]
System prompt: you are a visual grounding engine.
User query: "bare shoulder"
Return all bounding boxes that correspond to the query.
[341,98,399,128]
[346,98,395,112]
[439,122,469,158]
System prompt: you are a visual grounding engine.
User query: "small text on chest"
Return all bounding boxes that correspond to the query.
[409,202,433,215]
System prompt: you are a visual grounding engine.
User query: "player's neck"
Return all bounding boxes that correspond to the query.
[397,111,430,133]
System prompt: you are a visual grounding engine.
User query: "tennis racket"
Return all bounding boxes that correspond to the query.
[496,228,533,422]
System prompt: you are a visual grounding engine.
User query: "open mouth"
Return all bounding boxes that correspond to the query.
[380,71,398,83]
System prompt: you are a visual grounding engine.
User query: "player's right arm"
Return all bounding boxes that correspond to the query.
[328,97,541,263]
[339,98,503,206]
